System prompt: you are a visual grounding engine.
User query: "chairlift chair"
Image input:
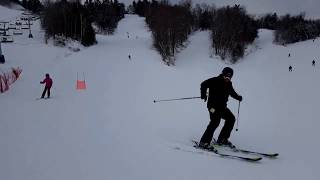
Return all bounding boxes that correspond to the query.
[1,36,14,43]
[8,24,16,30]
[13,29,23,35]
[0,22,9,31]
[21,24,30,29]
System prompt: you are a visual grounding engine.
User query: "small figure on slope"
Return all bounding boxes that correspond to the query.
[40,73,53,98]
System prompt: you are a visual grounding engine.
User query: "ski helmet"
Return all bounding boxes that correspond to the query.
[222,67,233,78]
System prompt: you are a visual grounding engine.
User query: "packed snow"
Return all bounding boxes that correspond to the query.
[1,5,320,180]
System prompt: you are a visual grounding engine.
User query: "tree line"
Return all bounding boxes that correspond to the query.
[1,0,43,13]
[257,13,320,44]
[5,0,126,46]
[4,0,320,63]
[143,0,194,65]
[210,5,257,62]
[40,0,125,46]
[133,0,195,65]
[131,0,320,65]
[132,0,257,64]
[41,0,96,46]
[84,0,125,34]
[21,0,43,13]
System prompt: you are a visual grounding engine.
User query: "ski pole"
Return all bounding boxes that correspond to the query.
[153,96,201,103]
[236,101,241,131]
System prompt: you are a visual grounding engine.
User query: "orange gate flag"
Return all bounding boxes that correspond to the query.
[76,80,86,90]
[76,72,86,90]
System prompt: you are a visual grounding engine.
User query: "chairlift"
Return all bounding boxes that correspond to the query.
[22,22,33,25]
[20,17,26,21]
[15,21,22,26]
[22,11,33,16]
[0,22,9,31]
[31,16,40,21]
[13,29,23,35]
[8,24,16,30]
[1,36,14,43]
[21,24,30,29]
[20,16,29,21]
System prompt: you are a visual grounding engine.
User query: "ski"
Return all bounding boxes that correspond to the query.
[210,142,279,158]
[231,147,278,158]
[190,141,262,162]
[36,97,51,100]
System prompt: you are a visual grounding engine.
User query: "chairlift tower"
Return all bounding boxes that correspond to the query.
[0,41,5,63]
[28,17,33,38]
[0,21,9,36]
[0,22,8,63]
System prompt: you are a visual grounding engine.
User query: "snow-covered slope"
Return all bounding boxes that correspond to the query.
[0,5,22,22]
[1,8,320,180]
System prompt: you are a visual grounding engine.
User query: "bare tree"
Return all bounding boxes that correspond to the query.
[41,0,96,46]
[274,14,320,45]
[145,2,194,65]
[210,5,257,62]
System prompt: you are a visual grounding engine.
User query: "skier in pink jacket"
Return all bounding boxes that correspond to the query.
[40,73,53,98]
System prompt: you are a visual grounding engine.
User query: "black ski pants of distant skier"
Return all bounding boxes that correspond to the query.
[200,107,235,144]
[41,87,51,98]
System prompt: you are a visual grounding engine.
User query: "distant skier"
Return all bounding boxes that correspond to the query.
[40,73,53,98]
[199,67,242,148]
[312,60,315,66]
[288,53,291,57]
[289,66,293,72]
[128,54,131,60]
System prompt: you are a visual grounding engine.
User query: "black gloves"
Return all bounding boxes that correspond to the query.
[238,95,243,102]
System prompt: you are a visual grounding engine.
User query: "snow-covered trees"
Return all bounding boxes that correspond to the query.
[274,14,320,45]
[131,1,258,64]
[84,0,125,34]
[145,1,194,65]
[257,13,320,45]
[21,0,43,13]
[41,0,96,46]
[210,5,258,62]
[41,0,125,46]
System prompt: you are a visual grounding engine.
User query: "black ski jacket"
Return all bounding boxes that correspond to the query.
[201,75,241,109]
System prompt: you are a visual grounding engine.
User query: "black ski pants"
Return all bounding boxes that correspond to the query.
[200,107,235,144]
[41,86,51,98]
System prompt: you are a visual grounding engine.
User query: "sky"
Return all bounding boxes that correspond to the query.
[117,0,320,19]
[2,4,320,180]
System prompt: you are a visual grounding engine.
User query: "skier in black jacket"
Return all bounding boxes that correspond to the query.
[199,67,242,148]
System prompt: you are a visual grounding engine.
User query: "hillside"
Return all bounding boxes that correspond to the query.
[1,6,320,180]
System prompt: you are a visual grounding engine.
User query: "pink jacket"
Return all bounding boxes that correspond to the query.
[41,77,53,88]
